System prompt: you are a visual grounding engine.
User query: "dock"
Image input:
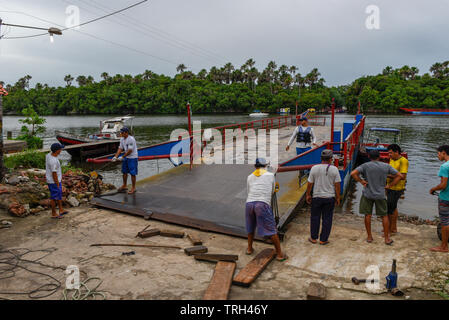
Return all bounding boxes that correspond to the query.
[91,114,339,240]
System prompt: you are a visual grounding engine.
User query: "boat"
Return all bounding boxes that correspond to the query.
[249,110,269,117]
[55,115,134,158]
[279,108,290,115]
[400,108,449,115]
[359,127,408,163]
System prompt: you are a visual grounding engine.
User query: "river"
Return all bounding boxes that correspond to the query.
[4,113,448,220]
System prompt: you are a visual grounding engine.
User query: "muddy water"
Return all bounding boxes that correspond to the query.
[4,113,448,219]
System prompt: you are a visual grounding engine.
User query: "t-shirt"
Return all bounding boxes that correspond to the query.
[287,125,316,148]
[45,153,62,184]
[438,161,449,201]
[246,170,275,206]
[119,136,138,159]
[356,160,398,200]
[308,164,342,198]
[387,157,409,191]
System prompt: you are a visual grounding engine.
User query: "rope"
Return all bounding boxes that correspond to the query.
[62,277,106,300]
[272,192,280,225]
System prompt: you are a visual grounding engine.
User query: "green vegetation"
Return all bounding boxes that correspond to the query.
[2,60,449,115]
[4,150,46,170]
[15,106,46,149]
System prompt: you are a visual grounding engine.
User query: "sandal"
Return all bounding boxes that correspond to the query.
[59,211,69,216]
[127,189,137,195]
[385,240,394,246]
[246,248,254,255]
[117,187,128,193]
[319,241,330,245]
[308,238,317,244]
[366,238,373,243]
[51,215,63,219]
[276,254,288,262]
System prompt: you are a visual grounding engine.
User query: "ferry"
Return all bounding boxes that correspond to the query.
[400,108,449,115]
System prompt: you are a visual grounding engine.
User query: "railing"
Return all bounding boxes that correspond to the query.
[341,116,366,170]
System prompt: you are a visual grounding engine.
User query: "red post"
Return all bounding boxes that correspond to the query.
[330,98,335,144]
[187,102,193,170]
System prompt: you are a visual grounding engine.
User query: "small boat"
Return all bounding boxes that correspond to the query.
[279,108,290,115]
[359,127,408,163]
[400,108,449,115]
[55,116,134,158]
[249,110,269,117]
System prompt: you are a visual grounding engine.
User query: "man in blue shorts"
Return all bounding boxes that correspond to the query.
[112,127,138,194]
[245,158,287,261]
[429,145,449,253]
[46,143,68,219]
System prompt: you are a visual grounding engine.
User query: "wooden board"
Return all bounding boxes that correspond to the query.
[137,229,160,238]
[159,229,184,238]
[203,261,236,300]
[184,246,208,256]
[194,253,238,262]
[232,248,276,287]
[187,233,202,245]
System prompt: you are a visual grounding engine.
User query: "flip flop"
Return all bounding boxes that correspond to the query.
[276,254,288,262]
[366,239,373,243]
[246,249,254,255]
[127,189,137,195]
[59,211,69,216]
[385,240,394,246]
[308,238,317,244]
[51,215,63,219]
[117,187,128,193]
[319,241,330,245]
[430,247,449,253]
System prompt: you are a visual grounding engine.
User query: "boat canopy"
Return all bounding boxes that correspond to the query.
[369,127,400,133]
[103,115,134,123]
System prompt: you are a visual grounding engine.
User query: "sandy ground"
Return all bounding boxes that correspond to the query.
[0,203,447,300]
[0,123,447,300]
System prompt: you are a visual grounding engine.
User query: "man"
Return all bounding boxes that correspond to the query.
[351,149,403,245]
[386,144,409,235]
[246,158,287,261]
[306,149,341,245]
[46,143,68,219]
[112,127,138,194]
[286,116,317,155]
[429,145,449,253]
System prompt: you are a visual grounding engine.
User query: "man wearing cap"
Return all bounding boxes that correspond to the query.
[246,158,288,261]
[306,149,341,245]
[46,143,68,219]
[112,127,138,194]
[351,149,403,245]
[286,116,317,155]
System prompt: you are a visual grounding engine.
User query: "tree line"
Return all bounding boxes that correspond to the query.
[2,59,449,115]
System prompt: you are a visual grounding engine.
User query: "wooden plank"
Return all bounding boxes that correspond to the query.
[194,253,239,262]
[203,261,236,300]
[184,246,208,256]
[137,229,160,238]
[232,248,276,287]
[187,233,202,246]
[159,229,184,238]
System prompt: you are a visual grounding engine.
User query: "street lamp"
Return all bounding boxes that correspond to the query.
[0,18,63,41]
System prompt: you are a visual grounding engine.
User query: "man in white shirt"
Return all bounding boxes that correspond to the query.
[286,116,317,155]
[246,158,287,261]
[46,143,68,219]
[306,149,341,245]
[112,127,138,194]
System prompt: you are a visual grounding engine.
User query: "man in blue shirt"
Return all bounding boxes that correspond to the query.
[429,145,449,253]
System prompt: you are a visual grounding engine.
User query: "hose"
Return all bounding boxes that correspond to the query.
[62,277,106,300]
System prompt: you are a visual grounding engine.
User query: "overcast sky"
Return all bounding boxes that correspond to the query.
[1,0,449,87]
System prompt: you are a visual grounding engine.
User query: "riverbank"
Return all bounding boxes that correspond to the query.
[0,202,447,300]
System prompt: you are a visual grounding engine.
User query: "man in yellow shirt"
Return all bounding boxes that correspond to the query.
[386,144,408,235]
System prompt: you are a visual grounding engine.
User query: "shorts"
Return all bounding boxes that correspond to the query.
[48,183,62,201]
[122,158,138,176]
[386,189,404,215]
[245,201,277,237]
[438,199,449,227]
[296,147,311,155]
[359,195,387,216]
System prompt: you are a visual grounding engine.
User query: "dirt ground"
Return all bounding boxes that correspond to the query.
[0,202,447,300]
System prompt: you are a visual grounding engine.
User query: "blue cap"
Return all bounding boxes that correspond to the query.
[255,158,268,168]
[120,127,129,133]
[50,143,64,152]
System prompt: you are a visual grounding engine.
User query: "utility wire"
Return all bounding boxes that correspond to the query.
[76,0,226,63]
[0,4,180,66]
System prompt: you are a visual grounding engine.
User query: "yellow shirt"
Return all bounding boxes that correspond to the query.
[387,157,409,191]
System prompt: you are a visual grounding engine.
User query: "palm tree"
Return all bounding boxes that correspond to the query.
[64,74,74,87]
[76,75,87,86]
[222,63,235,84]
[197,69,207,80]
[101,72,110,82]
[305,68,322,88]
[176,64,187,74]
[142,70,154,81]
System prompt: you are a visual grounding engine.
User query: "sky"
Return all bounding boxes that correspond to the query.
[1,0,449,88]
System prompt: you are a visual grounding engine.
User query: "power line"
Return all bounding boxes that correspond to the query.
[0,4,180,66]
[65,0,224,64]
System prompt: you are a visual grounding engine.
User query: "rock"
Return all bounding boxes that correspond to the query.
[307,282,327,300]
[26,168,46,176]
[30,206,45,215]
[23,204,30,214]
[67,196,80,207]
[1,220,12,226]
[8,202,27,217]
[7,176,20,186]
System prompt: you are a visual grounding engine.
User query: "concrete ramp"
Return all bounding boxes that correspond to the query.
[92,164,306,240]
